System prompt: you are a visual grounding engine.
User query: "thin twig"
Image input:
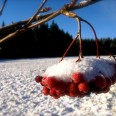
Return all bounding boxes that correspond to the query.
[0,0,101,34]
[80,17,100,58]
[0,11,61,44]
[28,10,60,29]
[99,46,116,61]
[63,0,78,10]
[60,34,79,62]
[0,28,28,44]
[25,0,48,27]
[0,0,7,16]
[60,11,83,62]
[0,0,101,44]
[0,0,101,33]
[69,0,102,11]
[75,16,83,61]
[60,8,115,61]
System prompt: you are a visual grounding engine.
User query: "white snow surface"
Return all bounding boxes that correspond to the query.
[0,56,116,116]
[44,57,116,82]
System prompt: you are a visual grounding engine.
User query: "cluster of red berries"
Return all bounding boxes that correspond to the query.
[89,73,116,94]
[35,72,116,99]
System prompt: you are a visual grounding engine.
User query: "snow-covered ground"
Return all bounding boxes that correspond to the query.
[0,57,116,116]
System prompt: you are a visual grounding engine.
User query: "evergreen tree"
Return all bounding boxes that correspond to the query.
[0,21,116,59]
[1,21,5,27]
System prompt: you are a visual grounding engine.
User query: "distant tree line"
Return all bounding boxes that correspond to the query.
[0,21,116,59]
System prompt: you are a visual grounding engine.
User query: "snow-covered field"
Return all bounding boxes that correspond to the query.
[0,57,116,116]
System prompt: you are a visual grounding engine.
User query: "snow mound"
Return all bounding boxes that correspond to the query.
[43,57,116,82]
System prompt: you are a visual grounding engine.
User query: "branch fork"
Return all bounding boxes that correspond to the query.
[60,10,116,62]
[60,10,94,62]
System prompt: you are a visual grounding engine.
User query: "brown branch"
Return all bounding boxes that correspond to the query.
[0,0,101,44]
[39,7,52,13]
[0,0,101,32]
[60,11,83,62]
[25,0,48,27]
[0,0,101,34]
[0,0,7,16]
[71,0,102,11]
[60,35,79,62]
[0,13,52,34]
[0,11,61,44]
[0,29,28,44]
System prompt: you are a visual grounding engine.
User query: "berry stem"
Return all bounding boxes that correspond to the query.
[75,16,83,62]
[99,46,116,61]
[60,11,107,61]
[79,17,100,59]
[60,11,83,62]
[60,34,79,62]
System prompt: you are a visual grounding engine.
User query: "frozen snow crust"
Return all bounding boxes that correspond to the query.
[1,57,116,115]
[35,57,116,99]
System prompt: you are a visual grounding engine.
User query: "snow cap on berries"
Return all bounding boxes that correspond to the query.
[43,58,115,83]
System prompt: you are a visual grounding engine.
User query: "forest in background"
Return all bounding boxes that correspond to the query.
[0,21,116,59]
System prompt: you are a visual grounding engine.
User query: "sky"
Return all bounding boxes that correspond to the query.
[0,0,116,39]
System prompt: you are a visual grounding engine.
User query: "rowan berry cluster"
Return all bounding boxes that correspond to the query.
[35,70,116,99]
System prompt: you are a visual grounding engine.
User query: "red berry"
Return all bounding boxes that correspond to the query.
[35,75,42,83]
[69,91,78,97]
[56,90,66,96]
[105,77,112,88]
[49,89,57,96]
[50,89,60,99]
[95,75,106,89]
[47,77,58,89]
[102,87,110,93]
[71,72,84,83]
[77,93,85,98]
[55,80,67,91]
[41,77,47,86]
[53,95,60,99]
[56,90,61,96]
[68,82,78,92]
[42,86,50,95]
[78,82,89,93]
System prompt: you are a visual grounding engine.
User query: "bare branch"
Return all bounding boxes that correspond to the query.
[0,0,101,44]
[0,0,7,16]
[63,0,78,9]
[39,7,51,13]
[0,11,61,44]
[0,0,101,33]
[70,0,101,10]
[25,0,48,27]
[60,11,83,61]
